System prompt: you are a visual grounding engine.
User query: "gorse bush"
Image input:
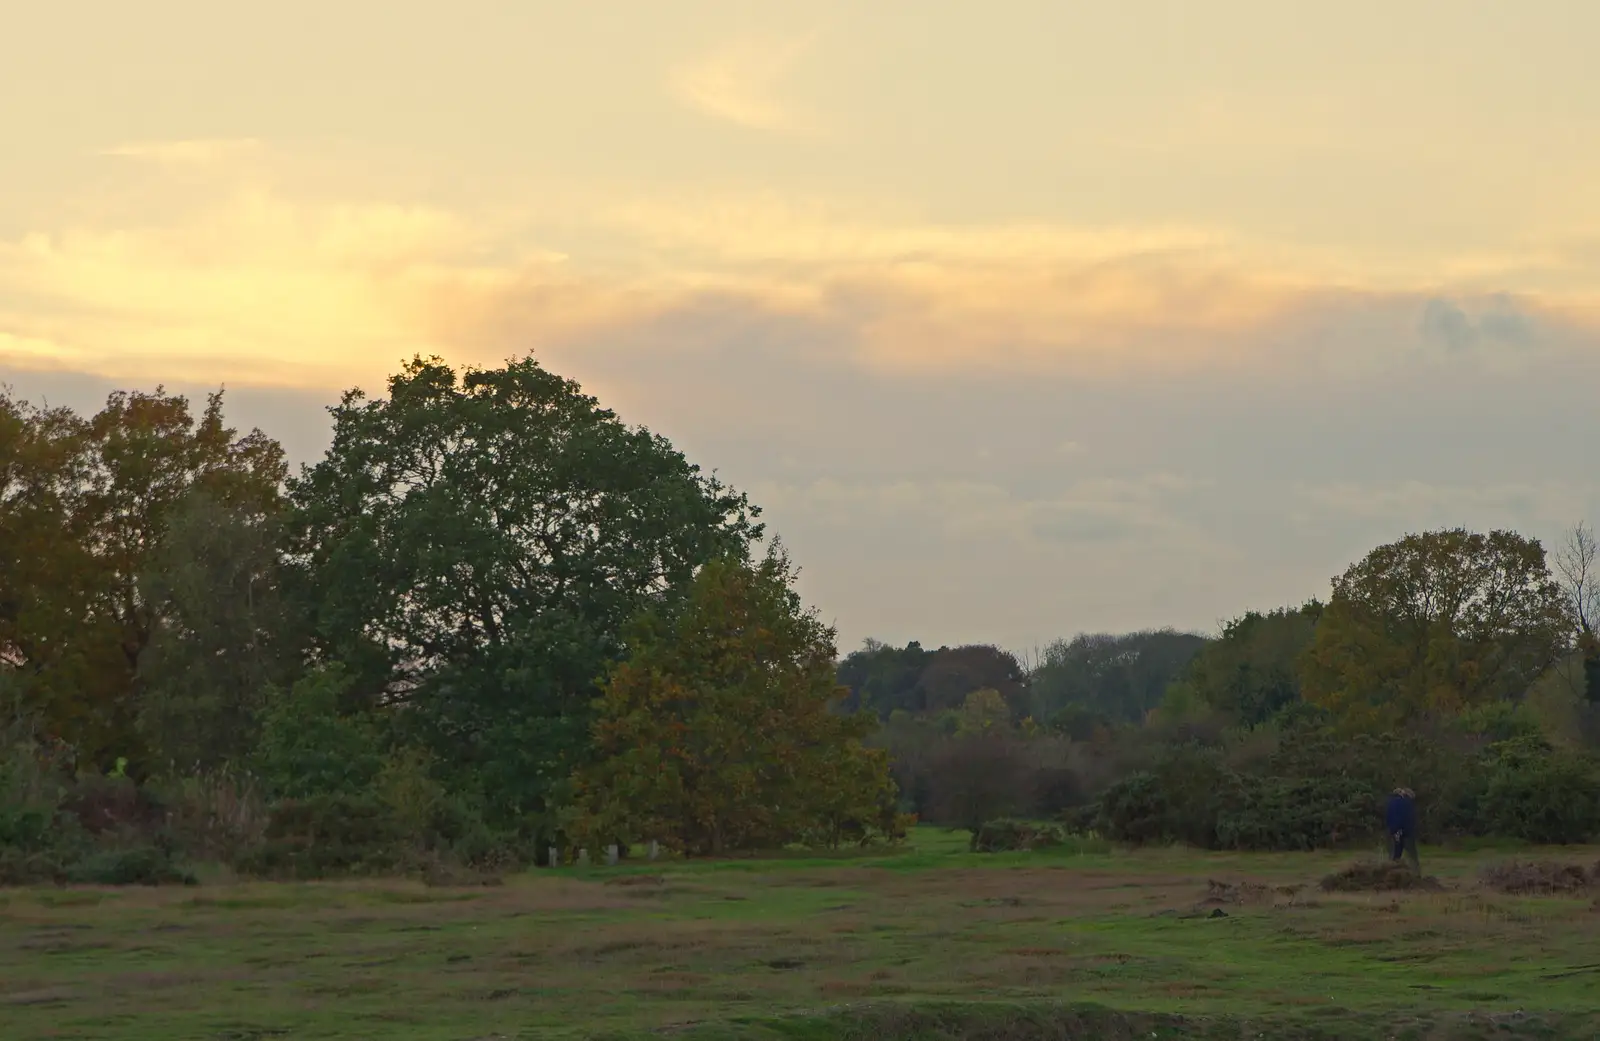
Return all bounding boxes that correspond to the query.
[1477,739,1600,845]
[1214,775,1375,851]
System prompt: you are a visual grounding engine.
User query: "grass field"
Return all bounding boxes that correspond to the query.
[4,829,1600,1040]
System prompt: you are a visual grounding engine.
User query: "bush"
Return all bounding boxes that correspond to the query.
[64,844,197,887]
[969,819,1065,853]
[1096,746,1240,847]
[235,793,408,879]
[0,805,54,851]
[1477,740,1600,845]
[254,666,385,801]
[59,774,167,836]
[150,771,269,863]
[1215,774,1376,851]
[0,847,66,886]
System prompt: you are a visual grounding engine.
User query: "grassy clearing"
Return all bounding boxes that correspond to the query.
[3,829,1600,1040]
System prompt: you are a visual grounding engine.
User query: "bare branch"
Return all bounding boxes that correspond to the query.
[1553,521,1599,638]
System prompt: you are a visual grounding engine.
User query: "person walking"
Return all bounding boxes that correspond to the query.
[1385,786,1420,872]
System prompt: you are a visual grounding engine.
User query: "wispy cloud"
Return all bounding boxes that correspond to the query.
[98,138,264,166]
[3,169,1600,396]
[669,34,823,134]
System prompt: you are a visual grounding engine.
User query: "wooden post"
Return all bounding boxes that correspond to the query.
[548,847,560,868]
[606,844,619,867]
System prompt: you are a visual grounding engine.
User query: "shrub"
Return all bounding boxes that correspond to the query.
[1096,746,1240,847]
[64,844,197,887]
[1477,740,1600,845]
[59,774,167,836]
[235,793,408,879]
[254,666,385,800]
[150,771,269,863]
[0,805,53,851]
[1215,774,1376,851]
[969,819,1065,853]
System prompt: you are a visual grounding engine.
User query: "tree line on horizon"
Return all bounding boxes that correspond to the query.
[3,353,1599,883]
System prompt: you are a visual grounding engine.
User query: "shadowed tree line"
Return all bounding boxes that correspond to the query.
[847,527,1600,850]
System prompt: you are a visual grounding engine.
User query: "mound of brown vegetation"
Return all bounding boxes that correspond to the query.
[1202,879,1269,905]
[1319,860,1443,893]
[1480,860,1591,895]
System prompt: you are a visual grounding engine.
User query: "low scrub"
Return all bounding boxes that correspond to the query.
[233,793,409,880]
[64,844,197,887]
[969,819,1066,853]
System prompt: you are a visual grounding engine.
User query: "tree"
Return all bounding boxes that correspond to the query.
[954,688,1010,735]
[915,645,1030,716]
[137,491,298,773]
[0,387,286,768]
[1173,602,1322,726]
[836,639,931,716]
[1030,629,1210,723]
[1553,522,1600,703]
[835,641,1028,719]
[1301,529,1573,730]
[288,355,760,834]
[567,550,898,855]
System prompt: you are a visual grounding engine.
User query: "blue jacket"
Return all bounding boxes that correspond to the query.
[1385,793,1417,836]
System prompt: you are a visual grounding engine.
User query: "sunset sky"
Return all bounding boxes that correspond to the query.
[4,1,1599,653]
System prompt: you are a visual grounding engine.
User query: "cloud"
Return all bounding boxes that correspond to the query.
[1420,295,1536,352]
[1293,480,1593,529]
[3,168,1600,402]
[669,34,822,134]
[99,139,264,166]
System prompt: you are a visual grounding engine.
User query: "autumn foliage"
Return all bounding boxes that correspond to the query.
[567,551,902,856]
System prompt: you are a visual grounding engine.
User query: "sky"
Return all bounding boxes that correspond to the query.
[4,1,1599,655]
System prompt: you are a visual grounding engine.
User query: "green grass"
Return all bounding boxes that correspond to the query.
[3,828,1599,1039]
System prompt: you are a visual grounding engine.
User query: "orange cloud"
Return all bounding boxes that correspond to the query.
[2,170,1598,392]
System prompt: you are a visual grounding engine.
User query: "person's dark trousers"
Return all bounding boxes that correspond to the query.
[1390,831,1420,872]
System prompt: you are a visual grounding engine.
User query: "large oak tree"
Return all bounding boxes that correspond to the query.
[288,355,760,833]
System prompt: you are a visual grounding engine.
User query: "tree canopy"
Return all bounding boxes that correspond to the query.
[1,387,285,769]
[568,551,898,855]
[1172,603,1322,727]
[1301,528,1573,730]
[1030,629,1210,724]
[287,355,762,833]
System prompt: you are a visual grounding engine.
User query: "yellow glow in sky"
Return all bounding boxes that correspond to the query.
[4,1,1600,648]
